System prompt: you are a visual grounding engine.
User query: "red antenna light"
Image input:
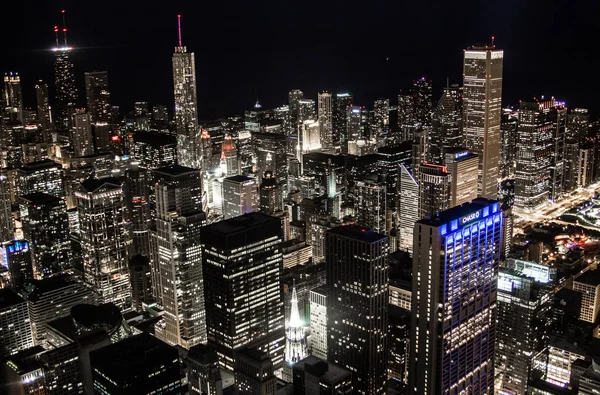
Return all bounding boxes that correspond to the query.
[62,9,68,46]
[53,26,59,46]
[491,36,495,47]
[177,14,182,47]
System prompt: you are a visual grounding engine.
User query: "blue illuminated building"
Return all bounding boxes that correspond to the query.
[409,198,502,394]
[2,240,33,288]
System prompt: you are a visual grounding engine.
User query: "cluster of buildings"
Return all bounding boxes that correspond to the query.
[2,12,600,395]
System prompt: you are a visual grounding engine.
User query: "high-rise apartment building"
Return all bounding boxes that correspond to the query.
[75,178,132,309]
[410,198,502,394]
[418,163,451,219]
[326,225,389,394]
[222,175,258,220]
[332,93,352,149]
[443,148,479,207]
[173,16,201,169]
[463,45,503,198]
[318,92,333,150]
[202,213,285,373]
[151,165,206,348]
[353,178,387,234]
[515,98,567,210]
[373,98,390,143]
[19,193,71,276]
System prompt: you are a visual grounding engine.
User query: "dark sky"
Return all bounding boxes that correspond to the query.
[5,0,599,119]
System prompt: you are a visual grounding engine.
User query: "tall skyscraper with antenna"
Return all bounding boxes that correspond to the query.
[173,15,202,170]
[53,10,78,136]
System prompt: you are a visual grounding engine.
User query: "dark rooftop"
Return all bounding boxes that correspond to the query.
[203,212,280,236]
[153,164,199,176]
[417,197,498,227]
[80,177,121,193]
[23,274,77,297]
[327,224,387,243]
[0,288,26,309]
[575,269,600,287]
[224,174,254,183]
[133,130,176,148]
[18,159,61,172]
[19,192,63,205]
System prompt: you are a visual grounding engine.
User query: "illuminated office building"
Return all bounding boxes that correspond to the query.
[35,80,52,140]
[410,198,502,394]
[309,286,328,360]
[376,142,412,212]
[53,41,77,135]
[260,171,280,214]
[75,178,131,309]
[202,213,285,373]
[326,225,389,394]
[353,178,387,234]
[430,85,462,164]
[292,355,353,394]
[413,77,433,126]
[124,165,150,257]
[130,130,177,169]
[0,288,34,356]
[567,108,589,141]
[318,92,333,150]
[3,72,24,124]
[332,93,352,148]
[151,165,206,348]
[252,131,287,198]
[283,284,308,382]
[187,345,223,395]
[234,349,277,395]
[84,71,111,151]
[373,98,390,144]
[398,164,419,254]
[444,148,478,207]
[173,16,201,169]
[19,193,71,276]
[515,98,567,210]
[495,259,553,395]
[222,175,258,220]
[16,159,64,199]
[71,109,94,156]
[346,106,365,143]
[0,172,13,242]
[418,163,451,218]
[463,44,503,198]
[220,135,239,176]
[3,240,34,288]
[500,108,519,179]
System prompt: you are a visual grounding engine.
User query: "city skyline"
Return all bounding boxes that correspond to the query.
[4,0,600,119]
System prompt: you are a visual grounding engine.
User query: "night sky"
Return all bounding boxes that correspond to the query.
[5,0,599,119]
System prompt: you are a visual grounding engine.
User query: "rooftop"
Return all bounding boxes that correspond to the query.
[203,212,280,236]
[18,159,61,172]
[223,174,253,183]
[327,224,387,243]
[80,177,121,193]
[153,164,199,176]
[417,197,499,228]
[0,288,26,309]
[294,355,351,384]
[575,269,600,287]
[19,192,63,205]
[133,130,176,147]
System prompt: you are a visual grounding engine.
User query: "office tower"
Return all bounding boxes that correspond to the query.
[500,108,519,179]
[418,163,451,218]
[19,193,71,276]
[0,172,12,242]
[463,44,503,198]
[430,85,462,164]
[75,178,131,309]
[0,288,34,356]
[297,100,316,135]
[326,226,389,394]
[173,16,201,169]
[220,134,239,176]
[283,284,308,381]
[252,131,287,196]
[125,165,151,256]
[564,140,580,192]
[234,349,277,395]
[2,348,46,394]
[398,164,419,254]
[260,170,280,214]
[444,148,479,207]
[353,178,387,234]
[151,165,206,348]
[128,255,152,311]
[568,108,589,141]
[53,36,77,135]
[90,333,184,394]
[332,93,352,148]
[3,240,34,288]
[388,305,410,384]
[412,77,433,126]
[222,175,258,219]
[71,109,94,156]
[573,271,600,323]
[3,72,24,123]
[410,198,502,395]
[299,120,321,158]
[495,260,553,394]
[376,142,412,212]
[35,80,52,139]
[188,345,223,395]
[292,355,353,394]
[578,142,595,187]
[22,274,99,347]
[346,106,365,143]
[289,89,304,125]
[515,99,567,210]
[202,213,285,372]
[16,159,64,198]
[130,130,177,169]
[84,71,110,122]
[318,92,333,150]
[309,286,328,360]
[373,98,390,143]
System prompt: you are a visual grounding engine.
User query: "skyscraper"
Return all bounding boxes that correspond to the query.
[71,109,94,156]
[173,15,201,169]
[443,148,479,207]
[35,80,52,140]
[373,98,390,144]
[430,85,462,164]
[284,284,308,381]
[222,175,258,220]
[567,108,589,141]
[151,165,206,348]
[308,286,328,360]
[84,71,111,151]
[326,225,389,394]
[318,92,333,150]
[418,163,451,218]
[0,288,34,356]
[3,72,24,124]
[353,178,387,234]
[234,349,277,395]
[0,171,13,243]
[410,198,502,394]
[332,93,352,149]
[220,135,239,176]
[3,240,34,289]
[53,22,77,135]
[397,164,419,254]
[201,213,285,373]
[75,178,132,309]
[412,77,433,126]
[515,98,567,210]
[463,44,503,198]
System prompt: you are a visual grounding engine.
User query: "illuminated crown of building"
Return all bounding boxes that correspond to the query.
[285,282,307,365]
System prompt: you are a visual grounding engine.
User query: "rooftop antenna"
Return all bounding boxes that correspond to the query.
[54,25,59,46]
[177,14,182,47]
[491,35,495,47]
[61,10,68,46]
[446,76,449,88]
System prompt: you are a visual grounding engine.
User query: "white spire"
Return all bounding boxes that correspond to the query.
[288,281,302,328]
